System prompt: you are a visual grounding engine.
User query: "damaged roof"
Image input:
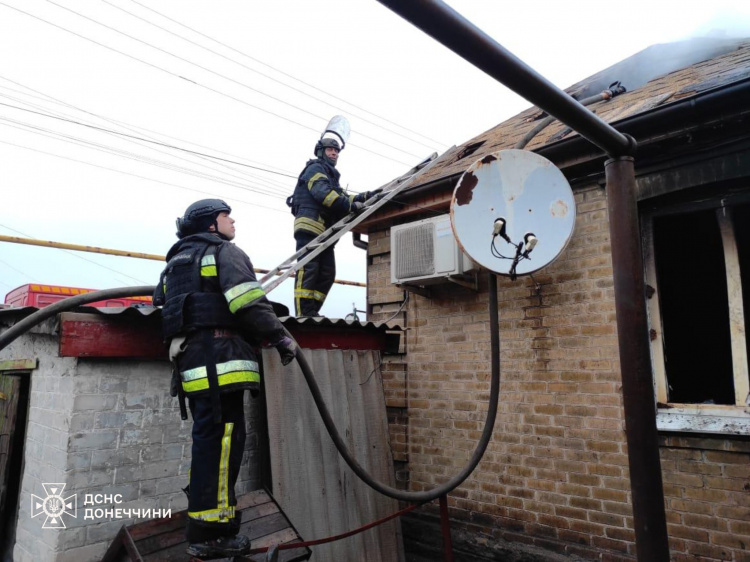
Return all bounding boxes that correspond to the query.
[388,37,750,192]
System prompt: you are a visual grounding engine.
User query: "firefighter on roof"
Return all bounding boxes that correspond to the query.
[289,115,381,317]
[153,198,296,560]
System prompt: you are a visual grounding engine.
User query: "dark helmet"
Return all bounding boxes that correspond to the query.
[314,137,341,159]
[176,199,231,239]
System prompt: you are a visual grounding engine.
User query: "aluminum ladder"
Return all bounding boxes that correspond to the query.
[259,152,441,295]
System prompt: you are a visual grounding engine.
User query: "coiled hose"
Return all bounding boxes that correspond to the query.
[0,275,502,503]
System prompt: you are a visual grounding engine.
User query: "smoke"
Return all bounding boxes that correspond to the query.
[569,36,748,100]
[565,6,750,99]
[689,7,750,39]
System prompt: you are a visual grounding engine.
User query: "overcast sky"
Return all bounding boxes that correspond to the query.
[2,0,749,318]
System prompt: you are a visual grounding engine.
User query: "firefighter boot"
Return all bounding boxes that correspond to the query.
[186,534,251,560]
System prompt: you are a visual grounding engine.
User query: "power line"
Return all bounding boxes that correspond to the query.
[41,0,425,160]
[0,95,292,196]
[0,76,298,185]
[0,138,289,215]
[0,257,35,284]
[104,0,444,152]
[0,100,299,180]
[0,223,151,285]
[0,2,407,167]
[0,114,290,200]
[126,0,449,148]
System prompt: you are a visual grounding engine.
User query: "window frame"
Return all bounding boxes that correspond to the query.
[642,195,750,435]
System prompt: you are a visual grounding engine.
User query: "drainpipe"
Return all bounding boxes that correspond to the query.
[605,157,670,561]
[376,1,669,560]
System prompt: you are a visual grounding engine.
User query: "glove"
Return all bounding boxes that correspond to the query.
[366,188,383,200]
[274,336,297,366]
[351,201,365,213]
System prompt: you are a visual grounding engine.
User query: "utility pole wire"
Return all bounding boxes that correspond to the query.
[0,75,298,178]
[0,115,291,199]
[0,2,413,167]
[0,100,299,179]
[0,138,289,215]
[43,0,426,160]
[0,235,367,288]
[0,79,299,194]
[126,0,449,148]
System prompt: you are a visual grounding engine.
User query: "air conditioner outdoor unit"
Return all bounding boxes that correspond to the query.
[390,214,475,285]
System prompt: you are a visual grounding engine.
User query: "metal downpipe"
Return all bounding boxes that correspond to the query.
[605,157,670,561]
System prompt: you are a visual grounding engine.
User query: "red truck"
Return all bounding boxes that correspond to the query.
[4,284,152,308]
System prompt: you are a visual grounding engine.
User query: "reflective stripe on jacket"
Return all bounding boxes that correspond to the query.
[292,158,359,235]
[154,233,285,397]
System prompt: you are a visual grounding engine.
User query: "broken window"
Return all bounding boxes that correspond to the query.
[643,196,750,433]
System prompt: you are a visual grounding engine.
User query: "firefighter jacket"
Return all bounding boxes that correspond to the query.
[291,158,367,237]
[153,233,285,398]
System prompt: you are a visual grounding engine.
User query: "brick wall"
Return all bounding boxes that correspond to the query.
[366,184,750,561]
[660,435,750,561]
[0,318,262,562]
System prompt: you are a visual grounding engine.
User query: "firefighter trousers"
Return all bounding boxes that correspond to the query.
[185,391,246,543]
[294,230,336,317]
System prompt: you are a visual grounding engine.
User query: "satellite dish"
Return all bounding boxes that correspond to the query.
[450,149,575,278]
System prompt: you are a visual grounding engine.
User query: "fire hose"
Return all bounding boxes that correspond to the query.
[0,274,502,503]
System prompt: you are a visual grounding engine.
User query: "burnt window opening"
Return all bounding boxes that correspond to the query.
[455,141,485,162]
[651,203,750,406]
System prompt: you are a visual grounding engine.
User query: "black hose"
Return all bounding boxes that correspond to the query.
[1,278,503,503]
[0,286,155,352]
[286,271,501,502]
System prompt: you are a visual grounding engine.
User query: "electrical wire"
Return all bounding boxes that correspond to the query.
[0,75,298,178]
[0,257,36,283]
[104,0,443,153]
[0,138,289,215]
[0,116,290,201]
[359,292,410,385]
[0,80,298,195]
[126,0,449,148]
[0,223,151,285]
[34,0,426,162]
[0,100,299,180]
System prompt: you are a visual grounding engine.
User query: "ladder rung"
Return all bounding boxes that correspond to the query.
[260,153,440,295]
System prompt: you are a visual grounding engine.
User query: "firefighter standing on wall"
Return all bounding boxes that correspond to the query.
[153,199,296,560]
[289,116,381,317]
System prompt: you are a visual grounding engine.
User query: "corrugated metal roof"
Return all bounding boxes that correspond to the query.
[279,315,402,331]
[0,304,159,322]
[0,305,400,328]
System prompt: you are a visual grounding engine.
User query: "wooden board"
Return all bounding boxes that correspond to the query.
[0,373,22,541]
[101,489,310,562]
[263,348,405,562]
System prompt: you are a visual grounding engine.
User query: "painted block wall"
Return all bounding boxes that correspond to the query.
[0,319,262,562]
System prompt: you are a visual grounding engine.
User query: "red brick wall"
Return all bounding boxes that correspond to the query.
[366,184,750,561]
